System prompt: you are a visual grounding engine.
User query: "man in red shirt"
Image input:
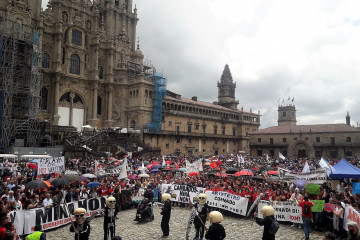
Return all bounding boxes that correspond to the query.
[297,193,314,240]
[0,210,9,239]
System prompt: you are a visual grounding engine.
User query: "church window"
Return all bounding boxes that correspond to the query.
[176,137,180,144]
[166,144,169,149]
[42,53,50,68]
[283,112,286,117]
[70,54,80,75]
[97,96,102,115]
[195,123,199,130]
[187,123,192,133]
[214,125,217,135]
[215,140,217,144]
[62,11,68,22]
[331,137,335,145]
[347,137,351,142]
[282,138,286,142]
[188,138,191,144]
[202,124,206,134]
[145,90,148,98]
[40,88,48,110]
[62,48,65,64]
[98,66,103,79]
[72,30,82,46]
[168,121,172,126]
[222,126,225,135]
[130,120,136,129]
[233,128,236,136]
[136,90,139,97]
[64,29,68,43]
[258,138,261,143]
[270,138,274,144]
[176,126,180,134]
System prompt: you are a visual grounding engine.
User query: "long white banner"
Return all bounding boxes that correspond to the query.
[37,157,65,175]
[161,184,204,203]
[278,168,327,184]
[206,191,248,216]
[258,201,302,223]
[10,197,105,236]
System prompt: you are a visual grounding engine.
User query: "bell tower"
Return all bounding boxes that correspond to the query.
[278,105,297,126]
[217,64,239,110]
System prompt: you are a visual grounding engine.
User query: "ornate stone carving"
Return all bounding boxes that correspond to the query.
[73,10,83,26]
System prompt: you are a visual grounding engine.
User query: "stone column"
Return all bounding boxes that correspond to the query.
[92,83,98,119]
[107,85,113,121]
[53,74,61,124]
[69,92,75,126]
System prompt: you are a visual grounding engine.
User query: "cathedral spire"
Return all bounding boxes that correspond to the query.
[217,64,239,110]
[220,64,233,83]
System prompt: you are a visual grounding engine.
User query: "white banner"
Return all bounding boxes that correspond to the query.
[344,204,360,231]
[13,197,105,235]
[186,159,203,174]
[37,157,65,175]
[161,184,204,203]
[206,191,248,216]
[258,201,302,223]
[278,168,327,184]
[95,160,128,176]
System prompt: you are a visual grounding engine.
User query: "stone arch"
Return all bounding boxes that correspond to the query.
[292,140,311,158]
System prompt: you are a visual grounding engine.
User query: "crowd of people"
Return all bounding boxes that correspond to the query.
[0,155,359,239]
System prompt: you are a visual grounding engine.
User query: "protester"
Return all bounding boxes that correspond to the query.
[255,206,276,240]
[160,193,172,238]
[297,193,314,240]
[205,211,226,240]
[25,225,46,240]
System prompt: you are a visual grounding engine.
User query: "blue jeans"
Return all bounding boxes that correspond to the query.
[302,217,312,239]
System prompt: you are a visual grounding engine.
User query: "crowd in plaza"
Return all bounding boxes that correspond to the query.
[0,155,360,239]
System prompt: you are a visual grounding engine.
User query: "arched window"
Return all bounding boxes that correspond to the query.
[62,11,68,22]
[145,90,148,98]
[72,30,82,46]
[98,66,103,79]
[42,53,50,68]
[135,90,139,97]
[40,88,48,110]
[70,54,80,74]
[97,96,102,115]
[130,120,136,129]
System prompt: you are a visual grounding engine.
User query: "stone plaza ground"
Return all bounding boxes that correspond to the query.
[45,207,326,240]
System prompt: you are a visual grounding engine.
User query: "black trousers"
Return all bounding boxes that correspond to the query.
[194,218,205,238]
[161,217,170,236]
[103,222,115,240]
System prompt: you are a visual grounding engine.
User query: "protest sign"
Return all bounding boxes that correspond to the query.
[161,184,204,203]
[37,157,65,175]
[305,184,320,195]
[352,182,360,195]
[11,197,106,235]
[344,204,360,230]
[278,168,327,184]
[186,159,203,174]
[311,200,325,212]
[258,201,302,224]
[206,191,248,216]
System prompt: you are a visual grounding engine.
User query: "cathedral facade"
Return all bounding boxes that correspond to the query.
[0,0,260,155]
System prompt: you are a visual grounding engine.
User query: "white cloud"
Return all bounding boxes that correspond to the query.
[42,0,360,128]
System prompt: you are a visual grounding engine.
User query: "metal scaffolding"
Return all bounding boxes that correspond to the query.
[0,19,42,150]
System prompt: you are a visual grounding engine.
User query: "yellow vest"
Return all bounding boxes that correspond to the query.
[26,231,42,240]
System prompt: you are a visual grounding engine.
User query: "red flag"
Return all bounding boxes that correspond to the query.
[210,161,219,169]
[217,158,223,166]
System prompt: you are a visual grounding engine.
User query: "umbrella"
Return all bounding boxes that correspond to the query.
[51,177,70,186]
[150,168,159,173]
[226,168,238,174]
[146,164,153,169]
[87,182,100,188]
[139,173,150,178]
[215,172,228,178]
[267,171,278,175]
[189,172,200,176]
[64,173,80,181]
[25,180,49,189]
[109,157,116,160]
[161,169,170,172]
[31,159,38,163]
[82,173,97,178]
[170,168,178,172]
[152,164,161,169]
[47,178,56,183]
[27,163,37,170]
[152,161,160,166]
[143,161,150,165]
[178,168,186,172]
[166,161,172,164]
[129,174,137,180]
[253,175,265,181]
[234,170,254,177]
[264,165,273,171]
[42,181,52,188]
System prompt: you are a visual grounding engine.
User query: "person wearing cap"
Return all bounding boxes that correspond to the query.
[347,221,360,240]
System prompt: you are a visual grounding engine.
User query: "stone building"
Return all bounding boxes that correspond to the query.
[0,0,260,155]
[249,104,360,159]
[145,65,261,156]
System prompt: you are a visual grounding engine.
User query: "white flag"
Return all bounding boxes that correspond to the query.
[319,157,335,176]
[302,161,310,173]
[237,155,241,166]
[118,157,128,179]
[186,159,203,174]
[240,155,245,164]
[141,160,146,174]
[266,154,269,161]
[162,155,166,167]
[279,152,286,160]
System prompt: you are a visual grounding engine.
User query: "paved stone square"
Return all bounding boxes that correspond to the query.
[46,207,325,240]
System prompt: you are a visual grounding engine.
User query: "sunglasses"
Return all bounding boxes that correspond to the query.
[75,214,85,218]
[199,197,206,200]
[108,201,116,204]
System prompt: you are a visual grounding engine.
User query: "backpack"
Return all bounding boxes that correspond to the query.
[269,218,280,235]
[304,203,311,215]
